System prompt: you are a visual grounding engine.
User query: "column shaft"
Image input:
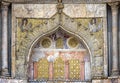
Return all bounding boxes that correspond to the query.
[109,2,119,76]
[1,2,9,76]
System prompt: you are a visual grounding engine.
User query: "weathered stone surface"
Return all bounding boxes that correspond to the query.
[2,0,120,4]
[12,4,106,18]
[63,4,106,17]
[12,4,57,18]
[0,78,27,83]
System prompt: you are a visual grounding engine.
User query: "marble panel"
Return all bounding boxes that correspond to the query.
[92,80,102,83]
[12,4,57,18]
[63,4,87,17]
[0,78,27,83]
[63,4,106,17]
[13,4,106,18]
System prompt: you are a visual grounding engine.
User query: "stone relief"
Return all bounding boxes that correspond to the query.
[13,4,57,18]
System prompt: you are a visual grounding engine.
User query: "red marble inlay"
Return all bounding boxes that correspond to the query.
[49,63,53,80]
[33,62,38,79]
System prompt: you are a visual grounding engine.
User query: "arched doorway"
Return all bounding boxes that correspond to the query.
[28,28,91,82]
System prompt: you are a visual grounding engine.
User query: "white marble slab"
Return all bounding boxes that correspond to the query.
[12,4,57,18]
[12,4,106,18]
[63,4,106,17]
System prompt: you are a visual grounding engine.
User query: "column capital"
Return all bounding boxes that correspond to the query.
[108,2,119,10]
[1,2,10,10]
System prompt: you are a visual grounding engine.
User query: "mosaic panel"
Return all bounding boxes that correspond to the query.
[69,59,80,79]
[37,58,49,79]
[53,57,65,79]
[16,12,104,79]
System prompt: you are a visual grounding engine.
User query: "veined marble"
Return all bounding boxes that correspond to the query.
[12,4,57,18]
[12,4,106,18]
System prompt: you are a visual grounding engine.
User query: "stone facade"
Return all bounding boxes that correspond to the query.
[0,0,120,83]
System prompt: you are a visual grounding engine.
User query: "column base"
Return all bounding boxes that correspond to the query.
[2,68,9,77]
[111,69,119,76]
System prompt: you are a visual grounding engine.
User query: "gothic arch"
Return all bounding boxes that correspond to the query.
[27,25,92,64]
[26,25,92,80]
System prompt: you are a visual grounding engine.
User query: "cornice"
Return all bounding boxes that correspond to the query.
[1,0,120,4]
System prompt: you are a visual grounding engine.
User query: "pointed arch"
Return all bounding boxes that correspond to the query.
[27,25,92,64]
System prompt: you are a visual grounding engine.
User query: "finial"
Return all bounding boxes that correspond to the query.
[58,0,62,3]
[57,0,64,13]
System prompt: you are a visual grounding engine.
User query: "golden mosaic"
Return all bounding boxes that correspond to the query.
[67,37,79,49]
[53,57,65,79]
[15,12,104,79]
[69,59,80,79]
[40,37,52,48]
[37,58,49,79]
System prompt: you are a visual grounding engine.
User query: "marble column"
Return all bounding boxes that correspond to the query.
[1,2,10,76]
[49,63,53,80]
[65,61,69,80]
[109,2,119,76]
[33,62,37,79]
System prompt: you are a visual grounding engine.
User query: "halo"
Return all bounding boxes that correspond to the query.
[67,37,79,49]
[40,37,52,48]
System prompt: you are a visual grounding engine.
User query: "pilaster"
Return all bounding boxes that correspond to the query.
[1,1,10,76]
[108,2,119,76]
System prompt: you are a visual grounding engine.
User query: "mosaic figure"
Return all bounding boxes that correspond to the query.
[88,18,102,33]
[20,18,32,32]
